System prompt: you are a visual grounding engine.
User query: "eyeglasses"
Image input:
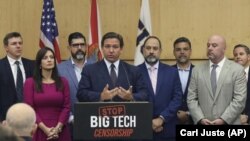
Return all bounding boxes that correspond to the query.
[71,43,86,48]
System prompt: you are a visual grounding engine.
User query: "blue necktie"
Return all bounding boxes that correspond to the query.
[210,64,218,96]
[15,61,23,102]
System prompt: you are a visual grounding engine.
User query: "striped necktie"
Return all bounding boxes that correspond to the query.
[15,61,23,101]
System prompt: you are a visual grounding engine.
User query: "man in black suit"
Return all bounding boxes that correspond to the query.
[77,32,148,102]
[172,37,194,124]
[0,32,34,121]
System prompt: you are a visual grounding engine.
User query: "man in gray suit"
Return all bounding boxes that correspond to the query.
[58,32,89,124]
[187,35,247,125]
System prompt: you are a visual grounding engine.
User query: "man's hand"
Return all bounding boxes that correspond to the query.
[177,110,189,124]
[211,118,226,125]
[240,114,248,125]
[117,86,133,101]
[199,118,213,125]
[100,84,119,101]
[152,117,164,133]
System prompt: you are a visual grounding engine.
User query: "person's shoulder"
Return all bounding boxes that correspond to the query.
[120,61,138,71]
[226,59,244,70]
[192,61,207,69]
[60,76,70,85]
[171,63,178,68]
[159,62,176,70]
[121,61,134,67]
[58,60,68,65]
[0,56,7,63]
[25,77,34,84]
[86,60,104,69]
[57,59,70,68]
[60,76,68,81]
[21,57,34,62]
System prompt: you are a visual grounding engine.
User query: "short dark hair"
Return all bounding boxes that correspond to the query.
[173,37,191,49]
[3,32,22,46]
[233,44,250,54]
[141,36,162,54]
[68,32,86,45]
[101,32,124,48]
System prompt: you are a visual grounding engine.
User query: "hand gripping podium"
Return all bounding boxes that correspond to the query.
[74,102,152,140]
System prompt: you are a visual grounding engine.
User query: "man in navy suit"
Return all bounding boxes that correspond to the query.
[58,32,89,124]
[77,32,148,102]
[137,36,182,141]
[172,37,194,124]
[0,32,34,121]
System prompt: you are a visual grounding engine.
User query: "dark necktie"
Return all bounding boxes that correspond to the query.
[210,64,218,96]
[110,64,117,85]
[15,61,23,102]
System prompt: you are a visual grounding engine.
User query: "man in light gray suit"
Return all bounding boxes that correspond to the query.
[58,32,89,124]
[187,35,247,125]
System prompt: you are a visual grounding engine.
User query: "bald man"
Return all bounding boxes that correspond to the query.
[187,35,247,125]
[3,103,36,141]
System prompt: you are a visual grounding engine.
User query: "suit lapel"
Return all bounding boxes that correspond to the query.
[214,59,230,100]
[22,59,29,78]
[247,66,250,96]
[184,64,194,94]
[155,63,163,95]
[3,57,16,89]
[66,60,78,89]
[141,63,155,96]
[202,61,214,98]
[116,62,129,89]
[100,60,113,87]
[173,64,194,98]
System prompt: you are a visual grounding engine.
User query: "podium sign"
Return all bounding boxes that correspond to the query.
[74,102,152,140]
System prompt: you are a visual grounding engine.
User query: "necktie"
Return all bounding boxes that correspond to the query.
[149,67,157,94]
[110,64,117,85]
[15,61,23,102]
[210,64,218,96]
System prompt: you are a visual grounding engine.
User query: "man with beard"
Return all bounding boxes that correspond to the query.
[137,36,182,141]
[187,35,246,125]
[172,37,194,124]
[58,32,89,139]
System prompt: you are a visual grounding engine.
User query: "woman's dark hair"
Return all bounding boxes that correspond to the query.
[33,47,63,92]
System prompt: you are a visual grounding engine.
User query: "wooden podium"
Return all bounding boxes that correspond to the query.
[74,102,152,140]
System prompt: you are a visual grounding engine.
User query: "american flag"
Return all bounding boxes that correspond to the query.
[39,0,61,63]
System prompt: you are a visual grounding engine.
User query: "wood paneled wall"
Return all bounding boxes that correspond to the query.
[1,0,250,64]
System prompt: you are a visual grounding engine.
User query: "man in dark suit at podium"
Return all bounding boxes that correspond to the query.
[77,32,148,102]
